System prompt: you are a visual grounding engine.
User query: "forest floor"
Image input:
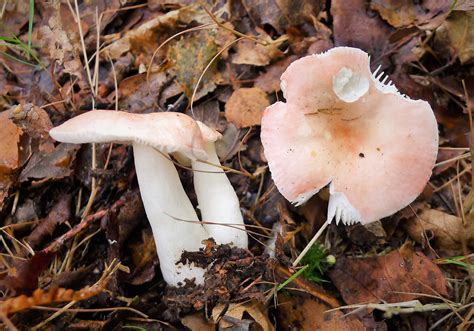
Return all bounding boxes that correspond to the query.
[0,1,473,330]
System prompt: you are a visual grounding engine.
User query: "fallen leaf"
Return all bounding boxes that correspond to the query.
[105,5,209,60]
[20,143,79,182]
[212,301,274,331]
[404,208,474,249]
[127,229,159,285]
[241,0,322,33]
[26,195,72,248]
[370,0,451,30]
[39,2,86,88]
[329,248,448,304]
[215,123,245,161]
[232,30,285,66]
[255,56,298,93]
[168,29,219,100]
[225,87,269,128]
[332,0,394,61]
[0,251,53,295]
[276,294,365,331]
[0,110,22,175]
[181,313,215,331]
[434,11,474,64]
[118,72,168,113]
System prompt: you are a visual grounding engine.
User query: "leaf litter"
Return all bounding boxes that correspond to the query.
[0,0,472,329]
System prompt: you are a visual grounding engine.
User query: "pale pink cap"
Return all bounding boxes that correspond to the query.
[49,110,210,160]
[261,47,438,225]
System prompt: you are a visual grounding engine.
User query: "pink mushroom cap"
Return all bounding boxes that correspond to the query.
[261,47,439,225]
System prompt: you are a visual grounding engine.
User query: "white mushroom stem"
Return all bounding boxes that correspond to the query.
[133,143,209,286]
[192,142,248,248]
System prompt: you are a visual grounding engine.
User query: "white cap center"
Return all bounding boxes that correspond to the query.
[332,67,369,103]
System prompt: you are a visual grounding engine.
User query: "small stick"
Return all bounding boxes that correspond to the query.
[292,222,329,267]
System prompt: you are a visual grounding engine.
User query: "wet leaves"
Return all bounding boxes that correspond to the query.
[329,247,448,305]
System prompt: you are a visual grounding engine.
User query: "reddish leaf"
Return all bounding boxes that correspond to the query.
[329,248,448,304]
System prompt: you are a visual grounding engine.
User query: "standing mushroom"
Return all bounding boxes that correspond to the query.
[261,47,438,264]
[50,110,212,286]
[192,123,248,248]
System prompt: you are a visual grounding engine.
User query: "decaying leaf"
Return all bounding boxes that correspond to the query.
[404,208,474,249]
[241,0,322,33]
[332,0,393,61]
[232,30,285,66]
[434,11,474,64]
[255,56,298,93]
[0,110,21,209]
[26,195,72,248]
[276,294,365,331]
[181,313,215,331]
[118,72,168,113]
[39,2,86,87]
[215,123,245,161]
[370,0,451,30]
[0,110,22,175]
[212,301,274,331]
[329,247,448,305]
[169,29,219,100]
[0,251,53,295]
[20,143,79,182]
[0,261,118,315]
[105,5,210,60]
[127,229,159,285]
[225,87,269,128]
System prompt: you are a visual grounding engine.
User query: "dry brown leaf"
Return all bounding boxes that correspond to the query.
[26,195,72,248]
[370,0,451,30]
[20,143,79,182]
[0,110,21,175]
[255,56,298,93]
[232,30,285,66]
[404,208,474,249]
[241,0,322,34]
[39,2,86,87]
[329,247,448,305]
[181,313,215,331]
[118,72,169,113]
[212,301,274,331]
[276,294,365,331]
[434,11,474,64]
[127,229,159,285]
[0,110,21,210]
[215,123,245,161]
[225,87,269,128]
[104,5,209,60]
[0,263,114,315]
[332,0,394,61]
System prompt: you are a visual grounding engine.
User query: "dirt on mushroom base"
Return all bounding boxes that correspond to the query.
[163,239,271,320]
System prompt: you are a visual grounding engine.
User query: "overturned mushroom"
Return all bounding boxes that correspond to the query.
[50,110,247,286]
[261,47,438,263]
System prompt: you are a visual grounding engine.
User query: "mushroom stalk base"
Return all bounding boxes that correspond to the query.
[133,143,209,286]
